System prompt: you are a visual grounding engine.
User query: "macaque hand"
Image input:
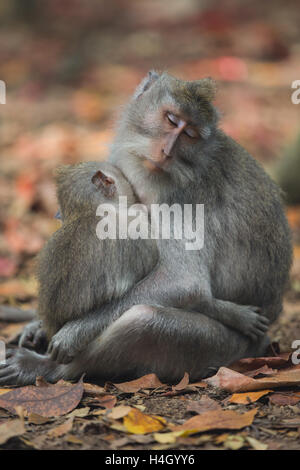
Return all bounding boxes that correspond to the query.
[47,323,84,364]
[239,306,270,341]
[19,320,48,353]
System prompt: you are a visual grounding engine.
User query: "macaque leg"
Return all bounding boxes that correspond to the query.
[0,305,269,386]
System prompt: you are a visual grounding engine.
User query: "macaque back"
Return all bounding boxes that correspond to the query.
[37,162,158,338]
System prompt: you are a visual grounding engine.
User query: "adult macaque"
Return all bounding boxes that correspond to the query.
[0,71,292,385]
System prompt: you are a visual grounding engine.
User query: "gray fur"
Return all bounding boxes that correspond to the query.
[0,71,292,385]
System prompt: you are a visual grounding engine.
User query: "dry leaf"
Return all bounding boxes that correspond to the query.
[0,419,25,445]
[268,392,300,405]
[108,405,132,420]
[83,383,105,396]
[173,408,257,434]
[67,407,90,418]
[113,373,164,393]
[222,434,245,450]
[229,354,291,374]
[0,388,12,396]
[228,390,272,404]
[123,408,166,434]
[96,394,117,409]
[153,431,184,444]
[27,413,51,425]
[0,377,84,417]
[186,396,221,414]
[172,372,189,391]
[205,365,300,392]
[246,436,268,450]
[47,417,74,438]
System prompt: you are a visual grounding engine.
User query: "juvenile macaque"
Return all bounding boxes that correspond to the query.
[23,161,158,360]
[0,71,292,385]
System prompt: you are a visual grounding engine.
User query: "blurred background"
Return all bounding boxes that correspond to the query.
[0,0,300,348]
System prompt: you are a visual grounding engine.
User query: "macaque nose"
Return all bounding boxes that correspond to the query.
[162,121,187,159]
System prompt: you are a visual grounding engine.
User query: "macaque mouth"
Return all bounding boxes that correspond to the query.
[143,155,169,172]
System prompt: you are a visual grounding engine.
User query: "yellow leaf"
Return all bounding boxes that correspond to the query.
[0,388,12,396]
[153,431,185,444]
[228,390,272,404]
[246,436,268,450]
[123,408,165,434]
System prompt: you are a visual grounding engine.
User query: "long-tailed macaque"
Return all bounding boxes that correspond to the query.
[0,71,292,385]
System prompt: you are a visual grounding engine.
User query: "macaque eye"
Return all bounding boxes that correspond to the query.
[166,112,179,126]
[184,127,198,139]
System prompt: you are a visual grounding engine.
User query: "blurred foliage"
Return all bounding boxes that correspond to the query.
[0,0,300,302]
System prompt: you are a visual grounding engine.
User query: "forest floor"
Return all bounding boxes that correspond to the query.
[1,0,300,450]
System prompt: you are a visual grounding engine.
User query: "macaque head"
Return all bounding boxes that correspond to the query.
[55,162,135,221]
[110,71,219,194]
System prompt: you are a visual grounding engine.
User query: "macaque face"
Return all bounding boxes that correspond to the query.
[118,72,218,187]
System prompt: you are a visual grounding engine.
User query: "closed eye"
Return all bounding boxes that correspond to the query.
[166,112,179,126]
[184,127,198,139]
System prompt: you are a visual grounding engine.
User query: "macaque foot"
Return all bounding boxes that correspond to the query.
[47,323,84,364]
[0,348,58,386]
[19,320,48,353]
[238,306,269,341]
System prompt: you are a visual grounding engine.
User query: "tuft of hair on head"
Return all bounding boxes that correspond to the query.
[191,77,217,103]
[133,70,161,99]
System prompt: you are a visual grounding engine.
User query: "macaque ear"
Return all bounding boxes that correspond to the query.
[195,77,217,102]
[92,171,115,189]
[134,70,160,99]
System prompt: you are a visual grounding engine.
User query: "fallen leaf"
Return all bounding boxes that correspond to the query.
[0,388,12,396]
[123,408,166,434]
[223,434,245,450]
[153,431,184,444]
[27,413,51,425]
[113,373,164,393]
[47,417,74,438]
[0,419,25,445]
[205,365,300,392]
[83,383,106,396]
[96,394,117,409]
[229,354,291,374]
[246,436,268,450]
[186,396,221,414]
[66,435,83,445]
[108,405,132,420]
[268,392,300,406]
[172,372,189,391]
[173,408,257,434]
[67,407,90,418]
[0,377,84,417]
[188,381,208,389]
[245,365,277,378]
[228,390,272,404]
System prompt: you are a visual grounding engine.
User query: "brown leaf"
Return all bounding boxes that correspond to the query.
[244,365,277,378]
[228,390,272,404]
[186,396,222,414]
[96,394,117,409]
[47,417,74,438]
[229,354,291,374]
[0,419,25,445]
[108,405,132,420]
[83,383,106,396]
[268,392,300,406]
[0,377,84,417]
[113,373,165,393]
[205,365,300,393]
[173,408,257,434]
[172,372,189,391]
